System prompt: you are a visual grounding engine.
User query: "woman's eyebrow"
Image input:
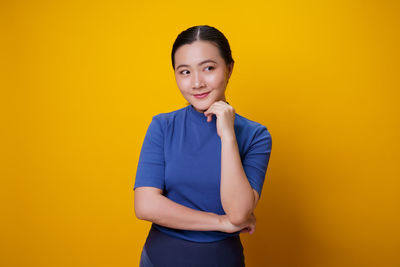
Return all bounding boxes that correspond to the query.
[176,59,217,70]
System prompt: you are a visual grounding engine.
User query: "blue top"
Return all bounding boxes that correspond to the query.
[134,104,272,242]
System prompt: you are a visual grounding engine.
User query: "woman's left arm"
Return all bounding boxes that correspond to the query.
[220,136,259,225]
[204,101,260,226]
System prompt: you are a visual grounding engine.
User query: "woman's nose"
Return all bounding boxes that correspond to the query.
[192,73,205,89]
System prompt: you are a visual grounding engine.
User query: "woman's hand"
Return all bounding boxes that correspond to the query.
[219,212,257,235]
[203,101,236,140]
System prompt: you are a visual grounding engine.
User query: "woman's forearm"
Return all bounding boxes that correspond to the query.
[135,191,224,231]
[220,136,255,225]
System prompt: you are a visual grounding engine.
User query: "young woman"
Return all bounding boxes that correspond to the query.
[134,25,272,267]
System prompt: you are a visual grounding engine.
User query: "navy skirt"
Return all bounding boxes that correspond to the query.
[139,224,245,267]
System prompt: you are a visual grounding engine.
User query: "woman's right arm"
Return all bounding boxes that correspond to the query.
[134,187,255,233]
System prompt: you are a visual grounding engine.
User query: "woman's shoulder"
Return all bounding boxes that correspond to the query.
[234,112,272,150]
[150,105,188,124]
[234,112,270,133]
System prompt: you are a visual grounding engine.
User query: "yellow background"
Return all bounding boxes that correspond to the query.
[1,0,399,266]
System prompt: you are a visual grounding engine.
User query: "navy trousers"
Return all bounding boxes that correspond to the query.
[139,224,245,267]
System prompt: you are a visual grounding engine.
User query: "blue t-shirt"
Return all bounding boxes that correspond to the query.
[134,104,272,242]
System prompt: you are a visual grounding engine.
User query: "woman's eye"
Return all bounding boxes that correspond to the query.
[180,70,189,75]
[205,66,215,71]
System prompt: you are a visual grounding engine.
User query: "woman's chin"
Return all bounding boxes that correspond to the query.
[191,102,209,112]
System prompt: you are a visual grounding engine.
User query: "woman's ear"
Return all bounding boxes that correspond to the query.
[227,62,234,79]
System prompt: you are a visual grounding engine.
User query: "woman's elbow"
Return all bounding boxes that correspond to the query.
[134,187,162,220]
[228,212,251,226]
[134,201,147,220]
[134,190,149,220]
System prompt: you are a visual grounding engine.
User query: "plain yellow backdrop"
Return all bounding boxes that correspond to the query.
[1,0,399,266]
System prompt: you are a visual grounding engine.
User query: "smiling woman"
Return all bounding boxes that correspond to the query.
[173,41,231,114]
[172,29,234,114]
[133,25,272,266]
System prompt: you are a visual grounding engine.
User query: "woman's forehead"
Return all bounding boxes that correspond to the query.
[174,41,222,65]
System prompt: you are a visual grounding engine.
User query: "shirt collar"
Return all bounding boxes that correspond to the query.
[187,104,215,124]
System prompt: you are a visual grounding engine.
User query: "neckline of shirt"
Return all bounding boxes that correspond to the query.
[187,104,216,124]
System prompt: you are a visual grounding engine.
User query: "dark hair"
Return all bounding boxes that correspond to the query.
[171,25,234,70]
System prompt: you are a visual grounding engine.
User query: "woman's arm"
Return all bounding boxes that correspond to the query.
[203,101,258,226]
[135,186,240,232]
[204,101,271,226]
[220,136,256,225]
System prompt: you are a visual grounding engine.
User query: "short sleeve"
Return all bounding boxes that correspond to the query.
[242,126,272,199]
[133,115,165,191]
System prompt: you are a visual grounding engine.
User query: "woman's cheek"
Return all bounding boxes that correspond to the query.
[205,74,218,86]
[208,71,225,87]
[177,79,189,92]
[207,76,223,90]
[182,78,191,88]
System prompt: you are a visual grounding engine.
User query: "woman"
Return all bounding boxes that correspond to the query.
[134,25,272,267]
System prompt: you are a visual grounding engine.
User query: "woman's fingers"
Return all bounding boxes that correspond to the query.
[246,222,256,235]
[238,213,257,235]
[204,105,217,122]
[240,227,249,233]
[203,101,227,118]
[220,212,257,234]
[246,213,257,234]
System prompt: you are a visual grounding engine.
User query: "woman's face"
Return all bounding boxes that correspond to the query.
[174,40,233,112]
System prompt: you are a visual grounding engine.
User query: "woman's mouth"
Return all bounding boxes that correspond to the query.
[194,92,210,99]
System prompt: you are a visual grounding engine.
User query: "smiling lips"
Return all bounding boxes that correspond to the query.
[194,92,210,99]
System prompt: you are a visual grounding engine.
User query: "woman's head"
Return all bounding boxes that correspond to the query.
[171,25,234,112]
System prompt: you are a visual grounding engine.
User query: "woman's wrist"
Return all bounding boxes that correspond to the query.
[218,214,237,233]
[220,133,236,144]
[216,214,227,232]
